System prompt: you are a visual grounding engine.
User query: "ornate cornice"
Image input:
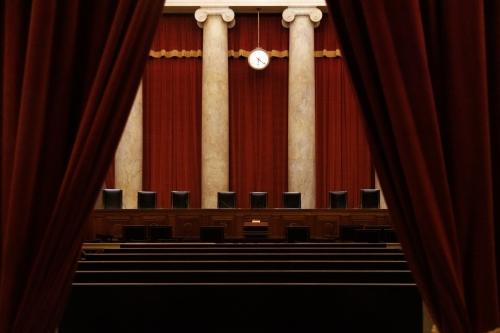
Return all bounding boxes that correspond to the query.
[282,7,323,28]
[194,7,235,29]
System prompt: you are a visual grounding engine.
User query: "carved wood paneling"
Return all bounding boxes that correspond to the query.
[87,209,391,241]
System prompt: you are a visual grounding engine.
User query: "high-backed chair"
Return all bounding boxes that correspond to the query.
[250,192,268,209]
[138,191,157,209]
[171,191,190,208]
[217,191,236,208]
[360,189,380,208]
[122,225,147,242]
[103,189,122,209]
[286,226,310,242]
[149,225,172,241]
[283,192,301,208]
[200,226,225,242]
[329,191,348,208]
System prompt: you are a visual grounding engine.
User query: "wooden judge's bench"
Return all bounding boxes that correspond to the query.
[84,208,392,241]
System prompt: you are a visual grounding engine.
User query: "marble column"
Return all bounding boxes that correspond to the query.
[195,7,235,208]
[282,7,322,208]
[374,170,388,209]
[115,83,143,208]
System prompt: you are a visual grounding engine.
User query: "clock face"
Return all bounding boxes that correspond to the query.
[248,48,270,70]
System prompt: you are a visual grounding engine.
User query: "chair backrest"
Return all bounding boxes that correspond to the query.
[138,191,157,209]
[217,191,236,208]
[283,192,301,208]
[149,225,172,241]
[360,189,380,208]
[122,225,146,241]
[250,192,268,209]
[171,191,190,208]
[200,226,225,242]
[286,226,310,242]
[103,189,122,209]
[329,191,348,208]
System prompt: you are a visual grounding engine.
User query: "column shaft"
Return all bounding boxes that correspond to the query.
[115,83,143,208]
[283,7,322,208]
[196,8,234,208]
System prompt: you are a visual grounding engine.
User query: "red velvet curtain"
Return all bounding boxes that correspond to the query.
[104,160,115,188]
[143,15,202,208]
[327,1,500,332]
[0,1,163,332]
[228,15,288,208]
[315,15,373,208]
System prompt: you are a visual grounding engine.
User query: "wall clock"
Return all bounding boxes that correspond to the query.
[248,47,270,70]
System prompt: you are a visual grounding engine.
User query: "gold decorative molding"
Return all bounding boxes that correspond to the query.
[149,49,203,58]
[314,49,342,57]
[149,48,341,59]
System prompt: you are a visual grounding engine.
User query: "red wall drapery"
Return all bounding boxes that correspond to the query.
[315,15,373,208]
[144,14,373,209]
[228,15,289,208]
[328,0,500,332]
[104,161,115,188]
[0,1,163,332]
[143,15,202,208]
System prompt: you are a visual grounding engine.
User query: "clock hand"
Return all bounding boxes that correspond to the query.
[256,57,266,65]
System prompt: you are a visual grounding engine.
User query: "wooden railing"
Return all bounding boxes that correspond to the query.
[85,208,391,241]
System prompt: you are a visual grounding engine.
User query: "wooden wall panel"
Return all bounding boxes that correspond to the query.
[86,209,391,241]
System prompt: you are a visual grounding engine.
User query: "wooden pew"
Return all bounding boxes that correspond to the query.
[73,269,414,283]
[77,259,409,271]
[81,252,406,261]
[61,283,422,333]
[93,247,403,254]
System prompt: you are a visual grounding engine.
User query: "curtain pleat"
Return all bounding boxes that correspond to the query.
[315,15,373,208]
[228,15,289,208]
[327,0,500,331]
[0,1,163,332]
[143,15,202,208]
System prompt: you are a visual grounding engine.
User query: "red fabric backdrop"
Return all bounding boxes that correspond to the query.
[328,0,500,332]
[143,15,202,208]
[228,15,289,208]
[315,15,373,208]
[104,161,115,188]
[0,1,163,332]
[143,14,373,209]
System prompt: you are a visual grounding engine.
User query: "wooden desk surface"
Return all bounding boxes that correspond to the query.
[86,208,391,241]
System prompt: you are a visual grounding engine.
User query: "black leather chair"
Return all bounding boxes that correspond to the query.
[217,192,236,208]
[286,226,310,242]
[329,191,348,208]
[122,225,147,242]
[283,192,301,208]
[360,189,380,208]
[200,226,225,242]
[250,192,268,208]
[339,224,363,241]
[354,228,382,243]
[149,225,172,241]
[138,191,157,209]
[171,191,190,208]
[103,189,122,209]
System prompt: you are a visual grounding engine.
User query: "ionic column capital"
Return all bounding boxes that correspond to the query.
[195,7,235,29]
[282,7,323,28]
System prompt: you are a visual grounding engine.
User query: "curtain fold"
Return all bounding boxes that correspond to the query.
[143,15,202,208]
[0,1,163,332]
[327,0,499,332]
[315,14,373,208]
[104,160,115,188]
[228,15,289,208]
